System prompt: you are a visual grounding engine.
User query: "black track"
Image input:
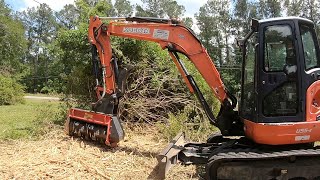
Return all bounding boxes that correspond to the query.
[205,144,320,180]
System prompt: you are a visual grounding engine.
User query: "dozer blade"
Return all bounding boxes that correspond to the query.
[156,132,186,179]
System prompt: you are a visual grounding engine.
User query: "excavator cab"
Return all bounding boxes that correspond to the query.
[240,17,320,145]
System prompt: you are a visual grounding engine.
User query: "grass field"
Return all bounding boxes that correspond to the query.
[25,93,63,97]
[0,99,61,140]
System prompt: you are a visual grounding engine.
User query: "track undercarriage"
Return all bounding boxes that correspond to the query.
[160,133,320,180]
[65,106,320,180]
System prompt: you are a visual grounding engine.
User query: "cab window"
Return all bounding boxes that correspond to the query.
[300,24,320,70]
[264,25,295,72]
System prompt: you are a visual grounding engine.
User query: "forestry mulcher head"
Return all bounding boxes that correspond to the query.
[64,59,132,146]
[65,108,125,147]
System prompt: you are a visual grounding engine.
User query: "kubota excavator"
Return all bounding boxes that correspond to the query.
[65,16,320,179]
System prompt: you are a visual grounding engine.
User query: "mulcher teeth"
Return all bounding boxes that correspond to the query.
[66,118,108,144]
[65,108,124,146]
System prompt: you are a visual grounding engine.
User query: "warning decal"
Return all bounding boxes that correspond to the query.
[153,29,169,40]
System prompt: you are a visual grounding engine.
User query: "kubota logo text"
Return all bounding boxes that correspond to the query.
[123,27,150,34]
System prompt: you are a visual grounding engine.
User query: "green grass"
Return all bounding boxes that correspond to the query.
[25,93,63,98]
[0,99,61,140]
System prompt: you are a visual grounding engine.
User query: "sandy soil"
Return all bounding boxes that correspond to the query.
[0,126,199,179]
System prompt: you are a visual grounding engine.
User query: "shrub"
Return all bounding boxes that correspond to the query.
[157,105,218,142]
[0,75,25,105]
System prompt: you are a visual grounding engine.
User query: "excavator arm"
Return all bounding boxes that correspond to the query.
[65,15,243,178]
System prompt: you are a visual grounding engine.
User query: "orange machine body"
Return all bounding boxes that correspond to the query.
[244,80,320,145]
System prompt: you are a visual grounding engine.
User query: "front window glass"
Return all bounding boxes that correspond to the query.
[264,25,295,72]
[300,24,319,70]
[262,24,298,117]
[263,82,297,116]
[241,33,257,117]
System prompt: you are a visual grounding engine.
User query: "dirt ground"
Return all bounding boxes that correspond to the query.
[0,125,200,179]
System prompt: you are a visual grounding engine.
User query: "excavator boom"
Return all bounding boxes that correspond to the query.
[88,16,233,106]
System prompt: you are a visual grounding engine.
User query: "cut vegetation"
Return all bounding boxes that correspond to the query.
[0,99,199,179]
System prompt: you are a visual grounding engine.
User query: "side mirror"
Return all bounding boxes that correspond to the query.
[237,38,245,52]
[251,19,259,32]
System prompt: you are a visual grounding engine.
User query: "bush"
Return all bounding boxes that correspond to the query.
[0,75,25,105]
[157,105,218,142]
[33,102,61,135]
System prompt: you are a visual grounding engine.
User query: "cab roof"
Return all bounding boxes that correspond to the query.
[258,16,313,24]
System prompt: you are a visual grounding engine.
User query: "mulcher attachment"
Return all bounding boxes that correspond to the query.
[64,62,131,147]
[65,108,124,146]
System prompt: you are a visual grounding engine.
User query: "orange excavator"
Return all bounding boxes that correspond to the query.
[65,16,320,179]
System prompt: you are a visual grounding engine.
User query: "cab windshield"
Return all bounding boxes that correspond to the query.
[300,24,320,70]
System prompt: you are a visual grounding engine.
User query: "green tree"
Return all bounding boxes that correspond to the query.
[135,0,185,18]
[57,0,117,98]
[162,0,185,18]
[19,4,59,92]
[114,0,133,16]
[232,0,260,36]
[301,0,320,35]
[196,0,232,65]
[0,0,27,73]
[182,17,193,28]
[0,0,26,104]
[259,0,281,18]
[302,0,319,20]
[76,0,115,23]
[56,4,78,30]
[284,0,304,16]
[0,75,25,105]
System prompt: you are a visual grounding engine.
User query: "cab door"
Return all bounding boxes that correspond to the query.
[257,21,303,123]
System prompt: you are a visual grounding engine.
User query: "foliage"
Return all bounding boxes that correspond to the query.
[55,4,78,30]
[135,0,185,18]
[117,41,193,123]
[114,0,133,16]
[157,106,218,141]
[0,75,25,105]
[18,3,60,93]
[259,0,281,18]
[0,0,27,73]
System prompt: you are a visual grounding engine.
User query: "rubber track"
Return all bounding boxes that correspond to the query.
[206,147,320,180]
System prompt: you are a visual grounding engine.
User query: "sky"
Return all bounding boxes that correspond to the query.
[4,0,207,17]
